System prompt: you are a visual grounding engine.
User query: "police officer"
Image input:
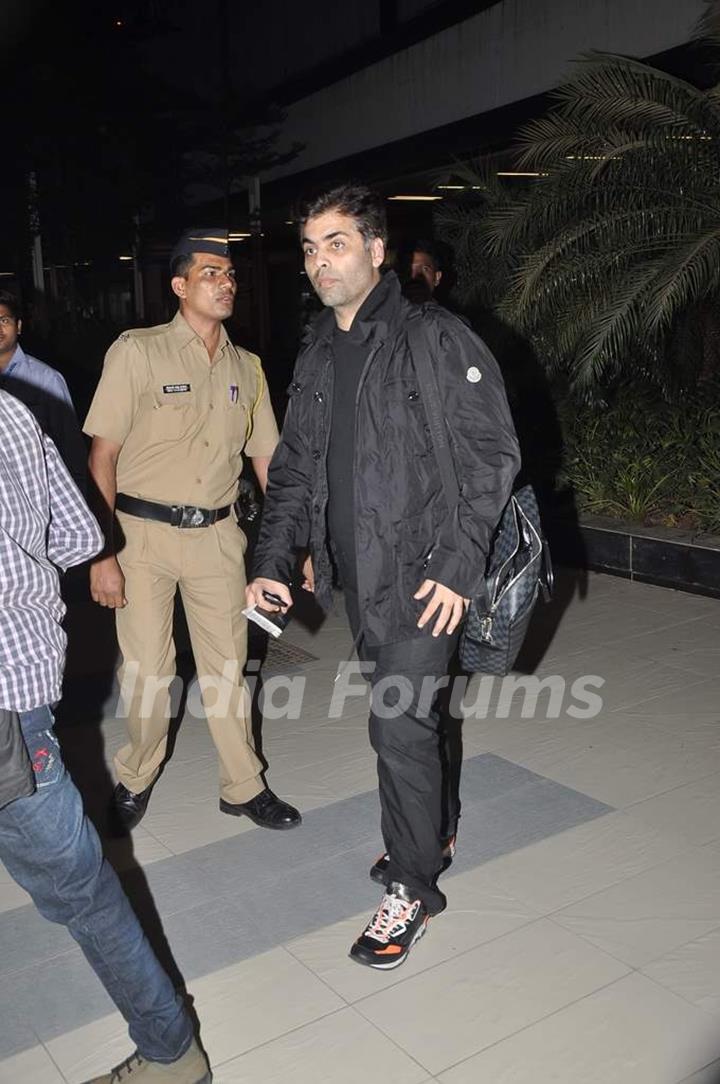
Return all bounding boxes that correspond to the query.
[85,228,301,833]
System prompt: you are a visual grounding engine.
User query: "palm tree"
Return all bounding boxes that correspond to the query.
[432,161,517,313]
[482,49,720,395]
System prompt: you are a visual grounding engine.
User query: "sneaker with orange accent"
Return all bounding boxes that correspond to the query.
[369,835,456,886]
[349,882,430,970]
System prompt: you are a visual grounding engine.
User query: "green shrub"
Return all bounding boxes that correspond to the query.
[692,407,720,533]
[559,383,720,532]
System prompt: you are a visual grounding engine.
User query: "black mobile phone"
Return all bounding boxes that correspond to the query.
[261,590,287,608]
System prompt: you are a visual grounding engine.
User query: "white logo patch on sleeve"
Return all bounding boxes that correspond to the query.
[466,366,482,383]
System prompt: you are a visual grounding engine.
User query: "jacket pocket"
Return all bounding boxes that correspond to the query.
[382,378,433,455]
[396,510,434,601]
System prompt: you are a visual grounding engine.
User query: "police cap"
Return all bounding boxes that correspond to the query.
[169,228,230,270]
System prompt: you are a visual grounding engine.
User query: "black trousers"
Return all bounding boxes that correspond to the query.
[344,587,459,915]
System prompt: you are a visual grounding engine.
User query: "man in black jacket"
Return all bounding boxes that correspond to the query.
[248,183,520,969]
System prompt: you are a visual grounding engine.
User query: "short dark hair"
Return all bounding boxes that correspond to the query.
[407,239,441,270]
[0,290,21,320]
[300,183,388,245]
[170,252,196,279]
[396,238,442,273]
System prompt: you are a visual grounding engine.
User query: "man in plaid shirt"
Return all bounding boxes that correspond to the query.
[0,391,211,1083]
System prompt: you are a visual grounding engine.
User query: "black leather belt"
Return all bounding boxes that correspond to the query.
[116,493,232,528]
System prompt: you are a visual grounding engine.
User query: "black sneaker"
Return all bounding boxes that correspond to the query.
[349,882,430,970]
[369,834,456,886]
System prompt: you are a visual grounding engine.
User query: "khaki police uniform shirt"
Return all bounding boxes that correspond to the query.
[83,312,278,508]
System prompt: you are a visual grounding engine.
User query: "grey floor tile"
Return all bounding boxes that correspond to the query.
[0,949,115,1050]
[0,903,76,978]
[3,571,716,1075]
[232,845,383,946]
[455,777,611,867]
[159,897,276,979]
[0,998,43,1061]
[0,753,613,1059]
[453,751,548,802]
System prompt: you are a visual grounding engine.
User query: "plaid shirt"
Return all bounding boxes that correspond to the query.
[0,392,103,711]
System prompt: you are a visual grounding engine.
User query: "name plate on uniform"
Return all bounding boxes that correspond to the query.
[163,383,191,394]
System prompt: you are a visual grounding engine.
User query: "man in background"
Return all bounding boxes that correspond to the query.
[0,289,87,490]
[400,239,443,304]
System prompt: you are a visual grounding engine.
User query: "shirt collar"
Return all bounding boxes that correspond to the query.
[169,310,230,356]
[2,344,26,377]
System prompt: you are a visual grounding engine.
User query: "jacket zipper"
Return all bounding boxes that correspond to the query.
[350,339,384,619]
[316,349,335,516]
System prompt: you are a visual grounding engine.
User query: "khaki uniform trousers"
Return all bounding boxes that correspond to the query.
[113,510,263,804]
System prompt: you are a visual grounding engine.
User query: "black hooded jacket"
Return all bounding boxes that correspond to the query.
[252,272,520,643]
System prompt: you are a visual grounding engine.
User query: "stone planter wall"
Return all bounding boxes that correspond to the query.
[547,513,720,599]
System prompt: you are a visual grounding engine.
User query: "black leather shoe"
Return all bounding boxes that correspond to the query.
[111,782,153,833]
[219,787,301,829]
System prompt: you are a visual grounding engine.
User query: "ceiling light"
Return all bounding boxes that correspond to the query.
[119,255,133,261]
[496,171,543,177]
[229,232,251,240]
[437,185,466,190]
[387,195,442,202]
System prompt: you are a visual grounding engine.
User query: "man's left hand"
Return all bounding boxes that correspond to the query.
[414,579,469,637]
[300,554,314,592]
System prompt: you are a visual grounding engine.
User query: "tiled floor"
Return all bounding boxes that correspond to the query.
[2,571,720,1083]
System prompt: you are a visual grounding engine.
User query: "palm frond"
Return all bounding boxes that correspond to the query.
[558,51,719,122]
[440,46,720,394]
[504,204,687,320]
[570,264,662,389]
[644,229,720,332]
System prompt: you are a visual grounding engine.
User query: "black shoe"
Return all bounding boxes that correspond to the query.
[349,882,430,970]
[111,782,153,833]
[219,787,301,829]
[370,834,456,886]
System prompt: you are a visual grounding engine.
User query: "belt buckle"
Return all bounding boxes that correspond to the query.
[179,505,206,528]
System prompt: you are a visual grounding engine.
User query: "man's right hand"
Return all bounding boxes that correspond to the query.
[246,578,293,612]
[90,556,127,608]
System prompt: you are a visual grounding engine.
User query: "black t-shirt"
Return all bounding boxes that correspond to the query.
[326,324,370,589]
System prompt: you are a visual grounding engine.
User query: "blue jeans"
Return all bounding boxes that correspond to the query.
[0,705,193,1063]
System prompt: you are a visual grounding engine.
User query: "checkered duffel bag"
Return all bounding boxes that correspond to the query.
[459,484,552,675]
